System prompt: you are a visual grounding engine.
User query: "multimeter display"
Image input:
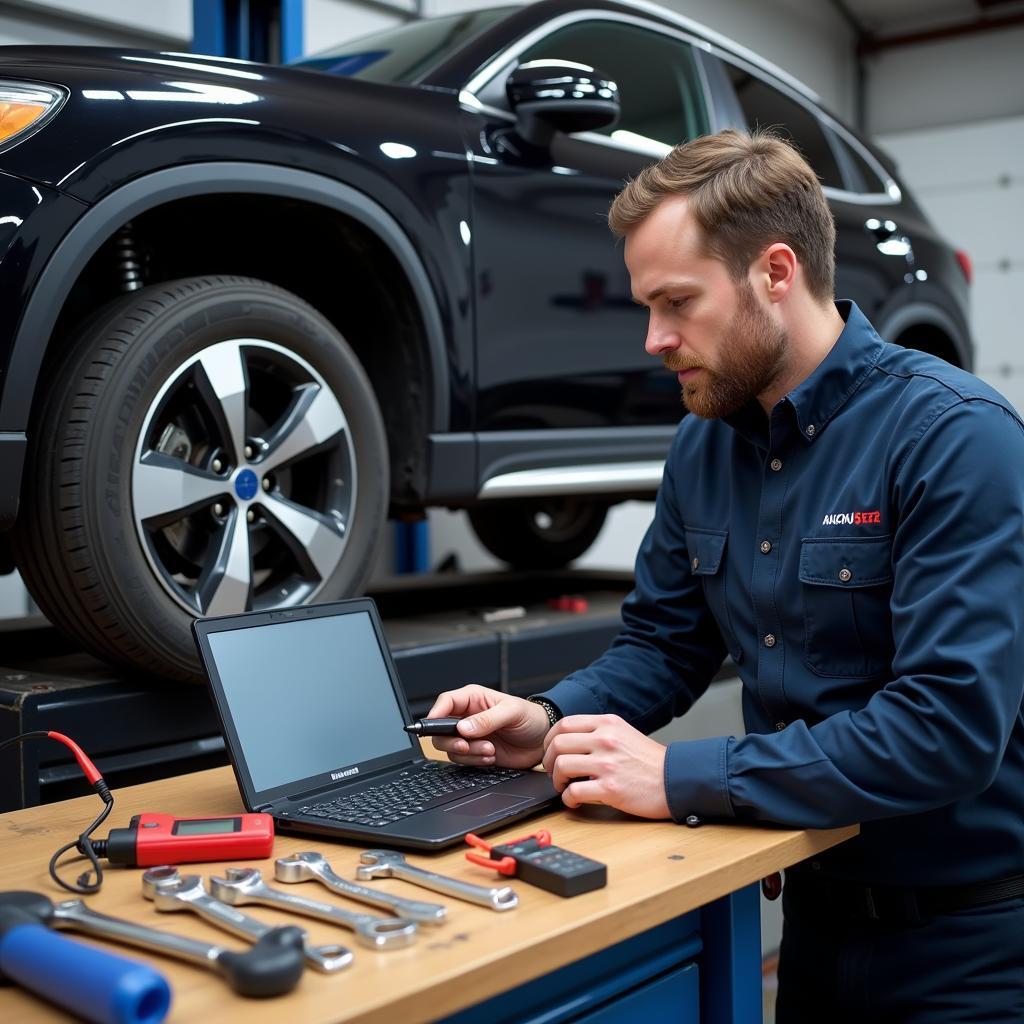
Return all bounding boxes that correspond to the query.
[171,817,240,836]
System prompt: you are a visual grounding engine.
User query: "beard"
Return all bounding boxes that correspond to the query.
[666,284,788,420]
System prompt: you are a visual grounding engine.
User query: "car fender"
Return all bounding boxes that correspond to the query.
[1,161,451,434]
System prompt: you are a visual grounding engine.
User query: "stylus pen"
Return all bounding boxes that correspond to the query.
[405,717,464,736]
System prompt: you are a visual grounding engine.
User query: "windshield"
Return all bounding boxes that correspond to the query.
[292,8,514,84]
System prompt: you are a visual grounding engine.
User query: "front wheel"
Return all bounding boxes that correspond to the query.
[468,497,609,569]
[13,276,389,681]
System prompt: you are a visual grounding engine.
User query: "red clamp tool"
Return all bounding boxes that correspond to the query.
[465,830,606,897]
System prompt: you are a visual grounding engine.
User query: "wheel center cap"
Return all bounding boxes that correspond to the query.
[234,469,259,501]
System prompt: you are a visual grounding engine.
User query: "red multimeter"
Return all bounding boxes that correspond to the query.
[96,813,275,867]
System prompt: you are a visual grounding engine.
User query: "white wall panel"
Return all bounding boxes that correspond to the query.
[878,115,1024,413]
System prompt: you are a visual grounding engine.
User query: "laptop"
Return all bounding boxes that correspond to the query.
[192,597,560,850]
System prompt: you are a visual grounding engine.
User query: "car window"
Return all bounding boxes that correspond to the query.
[292,8,513,84]
[722,62,844,189]
[832,131,887,194]
[477,21,708,151]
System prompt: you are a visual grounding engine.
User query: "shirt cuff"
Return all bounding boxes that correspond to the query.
[539,676,605,718]
[664,736,736,822]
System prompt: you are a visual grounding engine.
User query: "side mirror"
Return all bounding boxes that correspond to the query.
[506,60,620,148]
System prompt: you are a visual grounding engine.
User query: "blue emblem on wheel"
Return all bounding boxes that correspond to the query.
[235,469,259,500]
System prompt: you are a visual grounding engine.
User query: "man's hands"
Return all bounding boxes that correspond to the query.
[427,685,671,820]
[425,685,550,769]
[542,715,671,819]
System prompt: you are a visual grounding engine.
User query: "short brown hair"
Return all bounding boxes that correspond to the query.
[608,129,836,301]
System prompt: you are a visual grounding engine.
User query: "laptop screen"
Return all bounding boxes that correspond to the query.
[205,608,413,794]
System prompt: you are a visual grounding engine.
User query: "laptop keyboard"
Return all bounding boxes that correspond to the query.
[297,761,527,828]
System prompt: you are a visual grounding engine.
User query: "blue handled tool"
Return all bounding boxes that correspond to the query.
[0,894,171,1024]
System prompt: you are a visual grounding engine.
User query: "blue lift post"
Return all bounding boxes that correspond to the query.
[192,0,304,64]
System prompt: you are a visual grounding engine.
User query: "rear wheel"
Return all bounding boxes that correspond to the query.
[468,497,609,569]
[13,276,388,681]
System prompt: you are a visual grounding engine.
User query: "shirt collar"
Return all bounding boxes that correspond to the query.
[786,301,885,443]
[723,300,885,447]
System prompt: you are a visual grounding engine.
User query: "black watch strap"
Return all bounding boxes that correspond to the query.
[527,695,563,728]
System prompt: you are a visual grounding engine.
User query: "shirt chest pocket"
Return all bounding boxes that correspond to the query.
[799,535,894,678]
[685,527,742,664]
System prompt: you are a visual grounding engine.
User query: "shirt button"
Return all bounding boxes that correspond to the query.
[806,424,816,436]
[760,540,772,554]
[838,568,852,582]
[764,634,777,648]
[775,721,786,731]
[770,458,783,472]
[692,557,700,571]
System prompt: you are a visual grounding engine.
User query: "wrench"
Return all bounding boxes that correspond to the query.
[275,851,447,926]
[356,850,518,911]
[142,866,354,974]
[209,867,417,950]
[50,898,305,997]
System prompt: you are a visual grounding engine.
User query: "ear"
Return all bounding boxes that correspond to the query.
[753,243,797,304]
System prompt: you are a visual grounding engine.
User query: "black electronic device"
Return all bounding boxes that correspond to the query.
[192,598,559,850]
[465,829,607,897]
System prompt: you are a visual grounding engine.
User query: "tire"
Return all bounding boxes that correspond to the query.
[467,497,609,569]
[13,276,389,682]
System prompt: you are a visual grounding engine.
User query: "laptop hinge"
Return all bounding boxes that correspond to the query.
[255,803,273,814]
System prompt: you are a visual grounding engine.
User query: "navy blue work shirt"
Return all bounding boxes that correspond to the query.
[544,301,1024,886]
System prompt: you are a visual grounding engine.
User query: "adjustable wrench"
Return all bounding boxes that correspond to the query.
[275,851,447,926]
[142,866,353,974]
[356,849,518,911]
[209,867,417,950]
[49,898,305,997]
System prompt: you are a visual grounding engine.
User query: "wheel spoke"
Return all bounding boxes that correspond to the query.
[259,383,348,473]
[197,508,253,614]
[194,342,250,465]
[260,492,347,581]
[133,452,230,528]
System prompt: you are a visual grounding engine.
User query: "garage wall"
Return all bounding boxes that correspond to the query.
[0,0,190,48]
[870,27,1023,416]
[877,115,1024,415]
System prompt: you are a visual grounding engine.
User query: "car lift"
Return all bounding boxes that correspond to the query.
[0,570,635,812]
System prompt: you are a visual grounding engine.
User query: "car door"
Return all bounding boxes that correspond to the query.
[460,15,710,437]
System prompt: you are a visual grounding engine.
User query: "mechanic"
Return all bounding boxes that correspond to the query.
[428,129,1024,1021]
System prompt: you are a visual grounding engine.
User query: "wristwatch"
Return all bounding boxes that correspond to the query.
[527,695,563,729]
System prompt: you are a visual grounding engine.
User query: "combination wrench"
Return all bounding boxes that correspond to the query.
[275,851,447,926]
[356,849,518,911]
[49,897,305,997]
[142,866,354,973]
[209,867,418,950]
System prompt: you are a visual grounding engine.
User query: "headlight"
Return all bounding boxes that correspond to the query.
[0,81,65,150]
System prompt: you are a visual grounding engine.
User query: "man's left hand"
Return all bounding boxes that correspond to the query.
[541,715,671,818]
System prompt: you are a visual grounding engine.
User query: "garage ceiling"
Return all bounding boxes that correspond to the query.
[838,0,1024,43]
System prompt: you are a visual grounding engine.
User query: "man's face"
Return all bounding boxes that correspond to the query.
[624,195,788,419]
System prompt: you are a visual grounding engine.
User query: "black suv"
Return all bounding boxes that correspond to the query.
[0,0,971,681]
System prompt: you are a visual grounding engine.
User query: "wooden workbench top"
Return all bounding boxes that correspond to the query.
[0,765,856,1023]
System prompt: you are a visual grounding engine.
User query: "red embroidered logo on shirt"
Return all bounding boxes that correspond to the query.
[821,510,881,526]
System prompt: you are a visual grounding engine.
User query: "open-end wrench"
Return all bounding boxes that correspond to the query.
[209,868,417,950]
[142,866,354,974]
[275,852,447,926]
[356,850,518,911]
[49,898,305,997]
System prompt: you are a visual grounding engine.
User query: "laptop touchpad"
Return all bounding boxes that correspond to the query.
[444,793,531,815]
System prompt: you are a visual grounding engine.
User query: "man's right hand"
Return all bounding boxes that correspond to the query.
[424,685,550,769]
